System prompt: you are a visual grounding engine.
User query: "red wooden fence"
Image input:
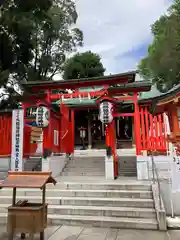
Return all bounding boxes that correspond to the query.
[0,114,12,156]
[139,106,167,152]
[0,105,168,157]
[0,114,35,157]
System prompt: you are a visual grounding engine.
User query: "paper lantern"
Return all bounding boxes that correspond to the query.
[99,101,113,124]
[36,106,49,128]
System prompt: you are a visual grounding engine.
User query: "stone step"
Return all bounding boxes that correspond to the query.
[119,174,137,177]
[48,205,156,219]
[65,165,104,169]
[47,214,158,230]
[61,172,105,176]
[119,165,137,168]
[119,172,137,175]
[0,196,154,208]
[119,173,137,176]
[119,164,137,168]
[63,167,105,172]
[119,169,137,172]
[73,156,105,159]
[46,182,152,191]
[67,160,104,163]
[64,165,105,168]
[70,159,104,162]
[0,212,158,229]
[0,204,156,219]
[0,189,153,198]
[66,162,104,167]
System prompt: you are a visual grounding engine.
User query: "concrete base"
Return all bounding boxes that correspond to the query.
[105,156,114,180]
[166,216,180,228]
[41,154,69,177]
[136,155,171,181]
[136,155,180,216]
[49,155,69,178]
[42,157,50,171]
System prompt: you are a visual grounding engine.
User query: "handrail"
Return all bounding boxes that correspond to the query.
[150,152,163,210]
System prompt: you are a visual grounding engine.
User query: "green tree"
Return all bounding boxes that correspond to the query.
[0,0,83,87]
[63,51,106,80]
[138,0,180,91]
[0,0,83,108]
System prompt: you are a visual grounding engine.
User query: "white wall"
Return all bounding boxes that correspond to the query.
[137,156,180,215]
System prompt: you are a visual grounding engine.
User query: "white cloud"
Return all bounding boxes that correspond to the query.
[74,0,171,74]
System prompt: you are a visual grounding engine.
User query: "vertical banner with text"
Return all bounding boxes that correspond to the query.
[11,109,24,171]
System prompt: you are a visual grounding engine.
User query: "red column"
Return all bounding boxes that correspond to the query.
[59,103,74,154]
[43,111,52,155]
[134,93,141,155]
[106,120,118,178]
[43,90,52,156]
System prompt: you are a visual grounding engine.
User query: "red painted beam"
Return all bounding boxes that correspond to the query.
[50,90,107,100]
[50,90,135,101]
[113,113,134,117]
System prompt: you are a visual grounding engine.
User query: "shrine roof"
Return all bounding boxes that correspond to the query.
[139,85,163,102]
[0,171,56,189]
[22,71,137,91]
[139,83,180,104]
[108,81,151,93]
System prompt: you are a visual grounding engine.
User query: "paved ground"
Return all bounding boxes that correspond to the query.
[0,225,179,240]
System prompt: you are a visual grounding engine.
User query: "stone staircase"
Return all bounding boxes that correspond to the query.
[118,156,137,177]
[61,156,105,176]
[24,156,42,171]
[0,181,158,229]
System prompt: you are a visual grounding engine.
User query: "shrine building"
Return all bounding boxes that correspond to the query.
[0,71,179,181]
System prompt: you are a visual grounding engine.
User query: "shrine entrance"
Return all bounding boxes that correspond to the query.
[74,109,105,149]
[116,116,133,149]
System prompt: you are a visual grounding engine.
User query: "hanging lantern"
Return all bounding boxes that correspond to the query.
[36,106,49,128]
[79,127,86,139]
[99,101,113,124]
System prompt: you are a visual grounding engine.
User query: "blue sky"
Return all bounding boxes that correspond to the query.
[66,0,172,76]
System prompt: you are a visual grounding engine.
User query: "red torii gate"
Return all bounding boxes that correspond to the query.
[19,71,151,178]
[1,71,168,178]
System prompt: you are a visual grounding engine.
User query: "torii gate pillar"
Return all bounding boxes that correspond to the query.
[105,120,118,180]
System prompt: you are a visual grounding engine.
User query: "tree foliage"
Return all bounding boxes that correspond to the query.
[0,0,83,89]
[138,0,180,91]
[63,51,106,80]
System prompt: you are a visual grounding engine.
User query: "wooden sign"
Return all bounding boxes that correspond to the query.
[30,127,42,143]
[11,109,24,171]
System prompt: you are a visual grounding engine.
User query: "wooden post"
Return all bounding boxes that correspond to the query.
[40,186,46,240]
[12,188,16,206]
[134,93,141,155]
[131,117,135,147]
[87,110,92,149]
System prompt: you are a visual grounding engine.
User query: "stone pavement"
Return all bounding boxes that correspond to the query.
[0,225,179,240]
